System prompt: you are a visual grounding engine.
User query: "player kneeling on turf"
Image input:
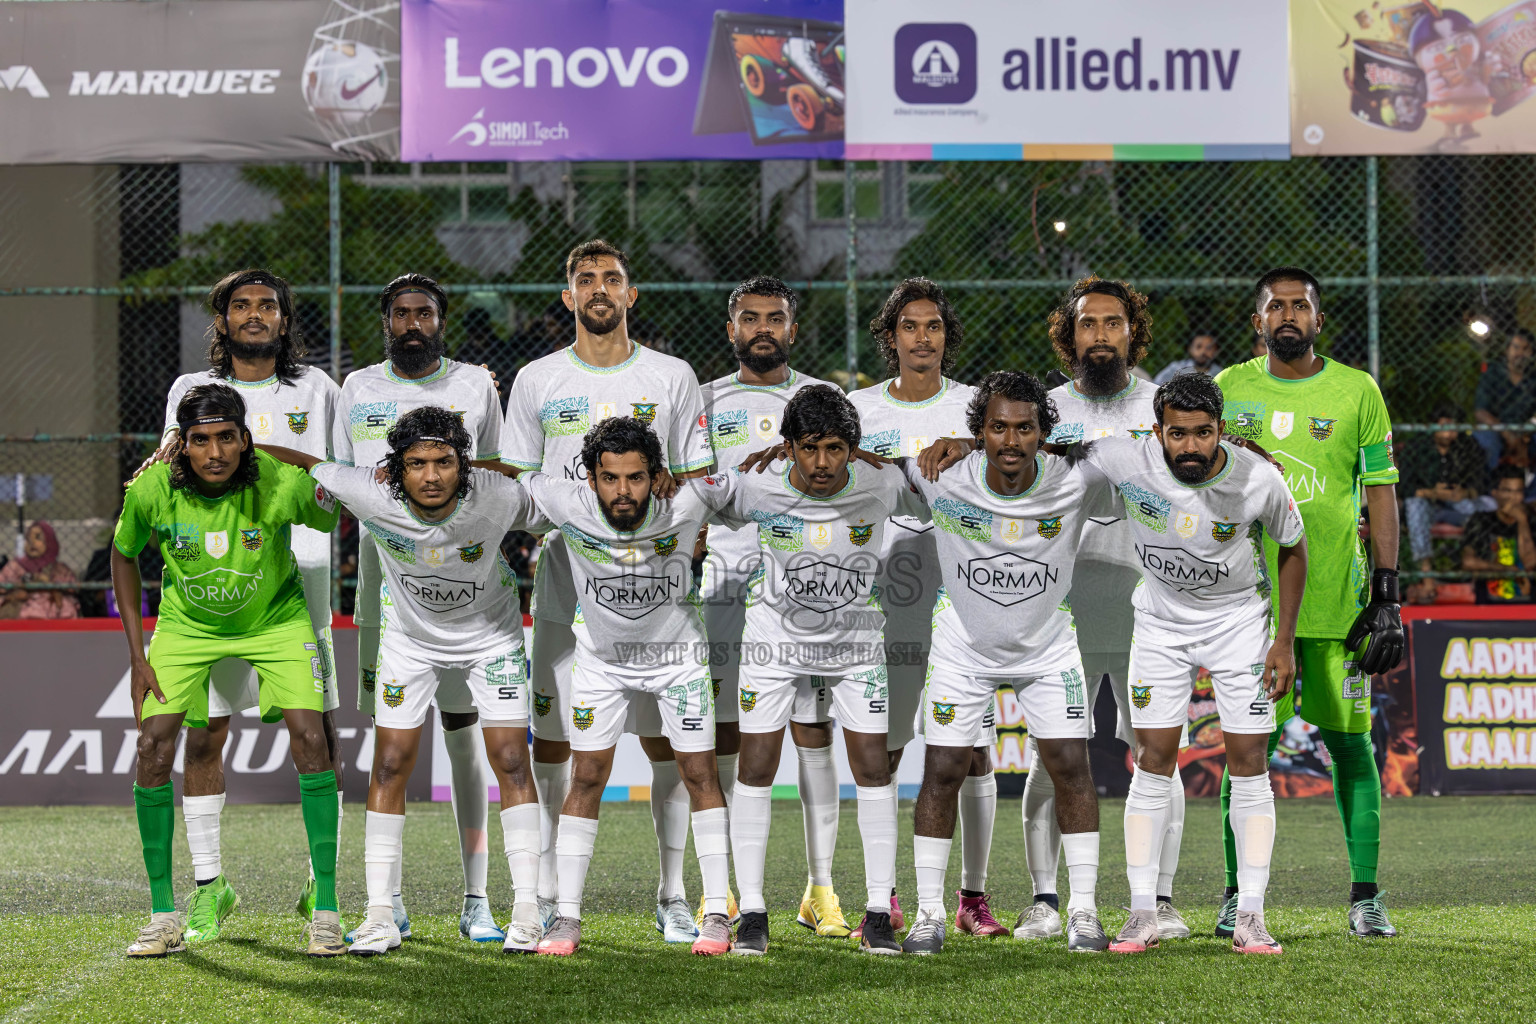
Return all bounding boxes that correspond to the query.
[269,407,551,955]
[1077,373,1306,956]
[516,417,733,957]
[112,384,344,958]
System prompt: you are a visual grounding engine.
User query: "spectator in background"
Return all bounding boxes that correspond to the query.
[1462,467,1536,603]
[1401,405,1493,598]
[1473,328,1536,470]
[509,299,575,365]
[0,520,80,620]
[1154,332,1221,384]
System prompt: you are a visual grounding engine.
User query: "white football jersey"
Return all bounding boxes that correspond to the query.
[1047,377,1158,570]
[903,451,1119,674]
[702,368,835,578]
[310,464,548,658]
[1082,437,1304,644]
[697,462,927,674]
[165,366,339,570]
[332,358,503,470]
[521,473,715,667]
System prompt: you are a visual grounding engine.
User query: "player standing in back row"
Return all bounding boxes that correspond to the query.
[848,279,1002,939]
[1215,267,1404,939]
[502,240,715,942]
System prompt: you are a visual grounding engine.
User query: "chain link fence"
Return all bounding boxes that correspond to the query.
[4,154,1536,612]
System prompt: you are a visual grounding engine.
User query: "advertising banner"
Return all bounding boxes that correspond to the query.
[400,0,845,162]
[1293,0,1536,155]
[0,0,400,164]
[844,0,1291,161]
[1413,611,1536,794]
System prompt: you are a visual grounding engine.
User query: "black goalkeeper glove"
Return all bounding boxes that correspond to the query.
[1346,568,1405,675]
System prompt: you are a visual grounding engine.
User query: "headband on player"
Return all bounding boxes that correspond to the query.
[394,433,454,450]
[177,414,242,433]
[385,286,441,310]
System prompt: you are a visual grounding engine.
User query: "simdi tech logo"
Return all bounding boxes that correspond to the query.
[894,23,977,105]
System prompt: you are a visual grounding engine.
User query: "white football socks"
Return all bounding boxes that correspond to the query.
[856,784,897,913]
[796,743,838,886]
[183,792,224,884]
[692,806,730,917]
[913,834,952,916]
[715,752,738,808]
[442,722,489,899]
[364,810,405,912]
[1061,831,1100,914]
[1157,765,1185,900]
[959,770,997,893]
[1229,772,1276,913]
[1124,769,1174,911]
[532,757,571,903]
[1023,752,1059,898]
[500,803,541,909]
[730,782,773,915]
[554,814,599,921]
[649,758,688,902]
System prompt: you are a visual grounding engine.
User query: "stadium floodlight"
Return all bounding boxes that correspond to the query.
[1467,316,1492,338]
[1053,220,1068,233]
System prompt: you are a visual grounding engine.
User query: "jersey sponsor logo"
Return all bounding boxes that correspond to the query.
[958,552,1058,607]
[562,524,614,564]
[239,527,262,551]
[585,571,680,620]
[849,523,874,547]
[1063,667,1085,717]
[540,396,590,437]
[931,700,957,726]
[1135,544,1230,592]
[1212,521,1239,542]
[863,428,901,460]
[596,402,618,422]
[572,705,595,731]
[1227,402,1264,440]
[1249,683,1269,716]
[368,523,416,564]
[1091,427,1115,440]
[755,413,778,441]
[739,686,759,713]
[1048,422,1084,444]
[458,543,484,563]
[253,413,275,440]
[631,402,658,424]
[1131,684,1152,708]
[361,667,377,693]
[1174,511,1200,539]
[179,566,262,616]
[654,533,679,557]
[1270,410,1294,440]
[532,691,553,717]
[399,574,484,611]
[809,524,832,551]
[1000,518,1025,545]
[314,484,336,513]
[1308,416,1337,441]
[205,530,229,559]
[753,511,804,552]
[1342,658,1367,700]
[907,436,930,458]
[1119,482,1170,533]
[350,401,397,441]
[286,411,309,435]
[382,683,405,708]
[1274,451,1326,505]
[783,559,868,613]
[1128,429,1153,440]
[933,497,991,541]
[171,539,202,562]
[424,546,445,567]
[1036,516,1062,540]
[709,409,749,449]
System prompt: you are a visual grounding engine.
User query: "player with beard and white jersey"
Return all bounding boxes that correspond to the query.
[701,275,849,936]
[333,274,507,945]
[847,278,1001,940]
[272,407,552,956]
[501,240,714,944]
[517,418,733,957]
[897,372,1117,956]
[1072,373,1305,956]
[137,270,343,945]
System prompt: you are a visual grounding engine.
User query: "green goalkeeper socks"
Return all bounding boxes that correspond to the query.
[1220,728,1282,890]
[1319,728,1381,886]
[299,771,340,913]
[133,782,177,914]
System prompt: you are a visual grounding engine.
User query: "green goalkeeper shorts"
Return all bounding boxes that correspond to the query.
[143,621,325,729]
[1293,637,1371,734]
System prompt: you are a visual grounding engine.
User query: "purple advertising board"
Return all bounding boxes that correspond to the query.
[401,0,845,162]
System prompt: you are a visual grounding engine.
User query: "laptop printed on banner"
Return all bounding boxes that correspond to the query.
[693,10,845,146]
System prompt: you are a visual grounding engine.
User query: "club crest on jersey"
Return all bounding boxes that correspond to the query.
[739,687,759,713]
[1001,519,1025,545]
[654,533,679,557]
[848,523,874,547]
[931,701,957,726]
[458,543,484,563]
[1129,429,1153,440]
[205,531,229,559]
[1211,521,1239,543]
[1308,416,1337,441]
[286,412,309,435]
[240,527,263,551]
[756,414,778,441]
[533,692,552,717]
[361,668,377,694]
[631,402,658,424]
[1174,511,1200,539]
[810,524,832,550]
[1131,685,1152,709]
[572,705,595,731]
[1036,517,1062,540]
[382,683,405,709]
[424,547,445,568]
[1270,411,1294,440]
[907,436,931,458]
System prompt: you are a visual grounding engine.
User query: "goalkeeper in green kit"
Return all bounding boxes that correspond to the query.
[111,383,345,957]
[1215,268,1404,939]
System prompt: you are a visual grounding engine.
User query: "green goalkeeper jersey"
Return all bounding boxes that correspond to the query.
[114,449,340,639]
[1214,356,1399,639]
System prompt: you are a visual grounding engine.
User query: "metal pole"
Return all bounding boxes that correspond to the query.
[1366,156,1381,379]
[327,162,343,613]
[843,161,858,390]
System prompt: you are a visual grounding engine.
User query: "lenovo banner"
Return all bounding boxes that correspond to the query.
[400,0,845,162]
[844,0,1291,161]
[0,0,400,164]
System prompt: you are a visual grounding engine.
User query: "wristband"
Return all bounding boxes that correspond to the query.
[1370,568,1400,604]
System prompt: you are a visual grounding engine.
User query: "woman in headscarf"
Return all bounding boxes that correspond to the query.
[0,521,81,619]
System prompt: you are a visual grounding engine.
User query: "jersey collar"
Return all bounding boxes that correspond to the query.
[881,378,953,410]
[783,464,857,502]
[404,495,464,527]
[386,359,450,386]
[223,372,277,390]
[730,368,797,392]
[1066,376,1139,403]
[1259,354,1333,384]
[566,342,641,376]
[978,451,1046,502]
